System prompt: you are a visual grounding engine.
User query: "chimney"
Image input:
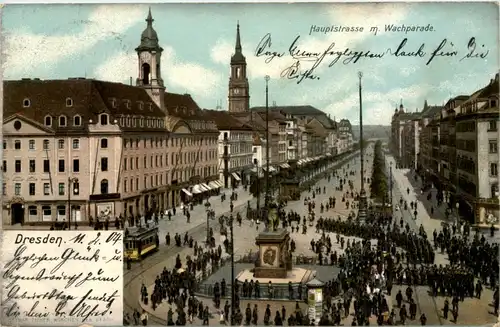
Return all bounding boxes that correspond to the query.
[130,77,132,86]
[495,73,499,81]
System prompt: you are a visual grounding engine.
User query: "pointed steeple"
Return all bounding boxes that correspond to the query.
[136,7,162,52]
[231,22,246,64]
[235,21,242,52]
[147,7,153,25]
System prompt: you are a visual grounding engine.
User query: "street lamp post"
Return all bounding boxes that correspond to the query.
[455,202,460,226]
[223,214,236,325]
[205,200,211,244]
[357,72,367,223]
[67,177,79,230]
[390,161,393,208]
[265,75,271,208]
[254,161,261,211]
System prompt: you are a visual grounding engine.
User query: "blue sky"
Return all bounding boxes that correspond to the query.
[2,2,498,125]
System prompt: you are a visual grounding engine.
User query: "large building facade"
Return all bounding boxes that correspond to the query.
[2,10,219,226]
[392,73,499,226]
[2,79,167,225]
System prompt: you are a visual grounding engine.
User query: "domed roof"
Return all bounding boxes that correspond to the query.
[136,8,162,52]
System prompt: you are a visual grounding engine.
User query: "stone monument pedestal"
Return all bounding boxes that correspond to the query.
[254,229,291,279]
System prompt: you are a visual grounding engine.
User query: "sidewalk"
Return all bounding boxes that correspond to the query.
[155,186,256,242]
[385,155,448,265]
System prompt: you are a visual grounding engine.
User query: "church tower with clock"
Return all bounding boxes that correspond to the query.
[136,8,165,110]
[228,23,250,113]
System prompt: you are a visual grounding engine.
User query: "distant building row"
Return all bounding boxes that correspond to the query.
[391,73,499,226]
[1,10,354,226]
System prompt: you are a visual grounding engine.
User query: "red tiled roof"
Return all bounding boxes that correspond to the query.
[3,78,165,132]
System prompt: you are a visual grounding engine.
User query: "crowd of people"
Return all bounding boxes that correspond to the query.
[126,145,499,326]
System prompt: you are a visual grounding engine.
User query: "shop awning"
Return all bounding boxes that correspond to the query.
[280,163,290,169]
[215,180,224,187]
[231,172,241,181]
[298,159,305,165]
[192,184,203,194]
[201,183,211,191]
[326,152,332,156]
[208,181,221,189]
[182,188,193,197]
[270,166,277,172]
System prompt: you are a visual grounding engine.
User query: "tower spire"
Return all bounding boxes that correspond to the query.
[231,22,246,64]
[228,21,249,113]
[146,7,153,26]
[235,21,242,53]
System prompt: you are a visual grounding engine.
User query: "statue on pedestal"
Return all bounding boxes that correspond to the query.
[267,203,280,232]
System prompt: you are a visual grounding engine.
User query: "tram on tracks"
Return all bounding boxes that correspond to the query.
[124,224,159,261]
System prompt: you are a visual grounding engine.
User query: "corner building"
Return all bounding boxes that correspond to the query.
[2,9,219,226]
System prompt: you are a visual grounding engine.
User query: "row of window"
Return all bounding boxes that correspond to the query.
[456,139,476,152]
[42,115,82,128]
[459,98,497,115]
[43,113,110,128]
[456,121,476,133]
[4,138,109,151]
[23,97,75,109]
[123,166,217,193]
[118,116,164,129]
[123,151,216,171]
[109,98,152,111]
[2,152,220,175]
[123,136,217,149]
[221,132,253,141]
[2,157,107,174]
[21,205,80,219]
[3,179,109,196]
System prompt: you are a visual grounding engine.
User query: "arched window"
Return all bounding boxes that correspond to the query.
[100,114,108,125]
[66,98,73,107]
[44,115,52,127]
[59,116,67,127]
[100,179,109,194]
[73,115,81,126]
[142,63,151,85]
[23,98,31,107]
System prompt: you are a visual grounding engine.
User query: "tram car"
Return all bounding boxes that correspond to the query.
[124,225,159,260]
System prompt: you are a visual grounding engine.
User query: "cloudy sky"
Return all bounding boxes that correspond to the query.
[2,2,498,125]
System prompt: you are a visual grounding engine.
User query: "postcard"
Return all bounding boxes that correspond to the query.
[1,2,498,326]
